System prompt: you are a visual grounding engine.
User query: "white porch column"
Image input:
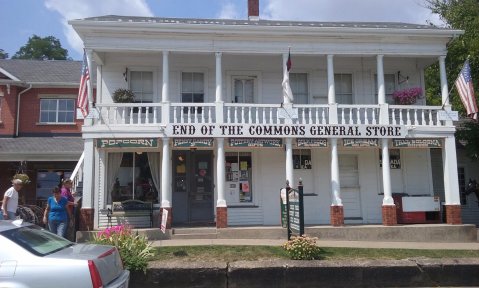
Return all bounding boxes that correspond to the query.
[162,51,169,102]
[327,55,336,105]
[215,52,222,103]
[162,51,170,126]
[443,136,461,205]
[381,139,394,205]
[82,139,95,208]
[330,138,341,205]
[216,138,226,207]
[285,138,294,187]
[377,55,386,105]
[161,138,171,208]
[439,56,449,106]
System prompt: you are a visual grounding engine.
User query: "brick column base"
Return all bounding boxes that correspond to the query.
[382,205,397,226]
[330,206,344,226]
[445,205,462,224]
[216,207,228,228]
[79,208,94,231]
[160,207,172,229]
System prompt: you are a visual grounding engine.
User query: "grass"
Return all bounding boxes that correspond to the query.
[152,246,479,262]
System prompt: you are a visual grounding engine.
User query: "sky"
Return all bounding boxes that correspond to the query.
[2,0,443,61]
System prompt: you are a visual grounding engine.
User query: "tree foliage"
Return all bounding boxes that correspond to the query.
[0,49,8,59]
[12,35,69,60]
[425,0,479,160]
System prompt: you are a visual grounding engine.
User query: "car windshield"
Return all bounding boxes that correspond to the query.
[1,225,73,256]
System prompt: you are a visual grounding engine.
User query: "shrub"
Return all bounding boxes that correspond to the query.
[13,173,31,185]
[92,225,155,273]
[282,235,321,260]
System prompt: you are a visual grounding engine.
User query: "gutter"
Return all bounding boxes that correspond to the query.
[16,84,32,137]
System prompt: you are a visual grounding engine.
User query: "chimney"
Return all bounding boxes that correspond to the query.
[248,0,259,21]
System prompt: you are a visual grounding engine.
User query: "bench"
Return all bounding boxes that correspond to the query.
[102,200,153,228]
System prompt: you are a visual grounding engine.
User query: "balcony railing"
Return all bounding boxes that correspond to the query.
[89,102,449,130]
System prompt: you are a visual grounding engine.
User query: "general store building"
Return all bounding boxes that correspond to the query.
[70,0,477,231]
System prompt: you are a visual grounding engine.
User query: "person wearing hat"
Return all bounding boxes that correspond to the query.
[0,179,23,220]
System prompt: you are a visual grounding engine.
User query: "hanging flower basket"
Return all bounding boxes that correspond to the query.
[13,173,30,185]
[113,88,135,103]
[392,87,422,105]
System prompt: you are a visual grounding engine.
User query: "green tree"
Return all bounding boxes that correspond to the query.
[425,0,479,160]
[12,35,69,60]
[0,49,8,59]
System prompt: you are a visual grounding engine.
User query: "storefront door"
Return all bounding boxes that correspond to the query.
[172,150,214,224]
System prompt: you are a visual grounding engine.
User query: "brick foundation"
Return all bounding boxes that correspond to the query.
[216,207,228,228]
[330,206,344,226]
[79,208,94,231]
[382,205,397,226]
[160,207,172,229]
[445,205,462,225]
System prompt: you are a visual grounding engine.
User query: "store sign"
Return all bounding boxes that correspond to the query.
[380,149,401,169]
[297,138,328,147]
[167,124,407,138]
[393,139,441,148]
[173,138,214,147]
[343,138,379,147]
[229,138,283,148]
[97,138,158,148]
[287,186,304,239]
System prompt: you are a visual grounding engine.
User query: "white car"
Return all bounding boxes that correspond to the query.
[0,220,130,288]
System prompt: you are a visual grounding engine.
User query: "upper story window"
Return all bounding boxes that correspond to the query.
[182,72,204,104]
[130,71,153,103]
[39,99,75,123]
[458,167,467,205]
[375,74,396,104]
[233,77,255,103]
[334,74,353,104]
[290,73,308,104]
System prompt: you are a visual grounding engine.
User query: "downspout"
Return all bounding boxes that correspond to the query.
[16,84,32,137]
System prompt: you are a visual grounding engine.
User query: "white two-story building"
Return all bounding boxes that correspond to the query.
[70,0,471,231]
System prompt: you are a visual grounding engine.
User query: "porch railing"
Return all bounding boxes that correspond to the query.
[70,152,84,195]
[89,102,447,129]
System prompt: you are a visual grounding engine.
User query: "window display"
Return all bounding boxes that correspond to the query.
[293,149,311,169]
[225,152,252,203]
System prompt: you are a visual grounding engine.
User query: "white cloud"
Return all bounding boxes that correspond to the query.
[262,0,443,26]
[217,1,241,19]
[44,0,153,56]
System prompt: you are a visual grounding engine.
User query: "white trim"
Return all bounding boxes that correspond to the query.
[0,67,21,82]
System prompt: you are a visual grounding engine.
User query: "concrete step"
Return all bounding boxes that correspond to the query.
[172,227,218,240]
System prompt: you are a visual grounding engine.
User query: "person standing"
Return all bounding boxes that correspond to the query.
[0,179,23,220]
[43,187,71,238]
[60,179,75,211]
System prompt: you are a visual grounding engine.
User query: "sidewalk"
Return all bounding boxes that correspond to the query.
[152,238,479,250]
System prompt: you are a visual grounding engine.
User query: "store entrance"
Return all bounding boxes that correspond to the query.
[172,150,214,225]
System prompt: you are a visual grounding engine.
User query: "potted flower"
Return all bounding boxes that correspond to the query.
[392,87,422,105]
[13,173,30,185]
[113,88,135,103]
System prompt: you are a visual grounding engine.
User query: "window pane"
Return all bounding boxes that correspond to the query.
[193,93,204,103]
[182,72,193,92]
[234,80,243,103]
[130,71,142,91]
[182,93,193,103]
[58,99,67,110]
[142,72,153,93]
[193,73,204,93]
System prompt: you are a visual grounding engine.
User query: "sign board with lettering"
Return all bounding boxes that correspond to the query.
[166,124,407,138]
[280,188,287,228]
[393,139,441,148]
[287,185,304,240]
[97,138,158,148]
[343,138,379,147]
[296,138,328,147]
[437,110,459,121]
[173,138,214,147]
[229,138,283,148]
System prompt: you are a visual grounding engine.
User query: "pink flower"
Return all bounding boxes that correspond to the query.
[392,87,422,105]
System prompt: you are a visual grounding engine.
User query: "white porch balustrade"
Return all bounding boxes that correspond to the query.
[90,102,447,128]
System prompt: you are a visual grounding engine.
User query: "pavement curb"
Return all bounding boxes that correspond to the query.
[129,258,479,288]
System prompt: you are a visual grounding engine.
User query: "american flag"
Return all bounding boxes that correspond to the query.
[77,51,90,117]
[455,60,478,120]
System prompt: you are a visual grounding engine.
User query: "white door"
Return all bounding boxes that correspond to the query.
[339,154,362,219]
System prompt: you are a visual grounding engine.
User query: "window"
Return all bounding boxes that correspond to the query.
[334,74,353,104]
[290,73,308,104]
[293,149,311,169]
[130,71,153,103]
[110,153,159,203]
[39,99,75,123]
[182,72,204,104]
[375,74,396,104]
[458,167,466,205]
[36,170,72,202]
[233,78,254,103]
[225,152,252,203]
